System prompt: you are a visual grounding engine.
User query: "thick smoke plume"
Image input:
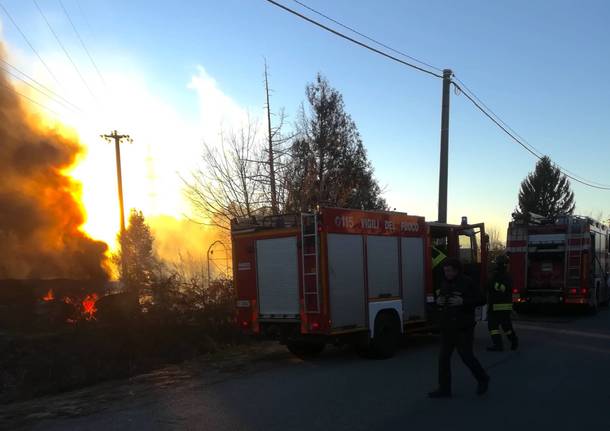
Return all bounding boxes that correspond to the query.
[0,55,108,280]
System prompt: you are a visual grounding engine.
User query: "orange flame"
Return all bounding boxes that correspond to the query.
[42,289,55,301]
[82,294,99,320]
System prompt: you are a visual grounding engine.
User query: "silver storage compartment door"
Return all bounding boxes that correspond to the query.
[367,236,400,298]
[256,237,299,316]
[328,234,366,328]
[401,237,425,320]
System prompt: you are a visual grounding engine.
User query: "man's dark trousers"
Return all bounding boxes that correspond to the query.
[439,326,488,391]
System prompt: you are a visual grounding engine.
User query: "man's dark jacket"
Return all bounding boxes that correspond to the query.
[437,274,485,330]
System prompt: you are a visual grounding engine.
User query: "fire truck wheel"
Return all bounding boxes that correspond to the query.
[370,311,401,359]
[286,341,325,359]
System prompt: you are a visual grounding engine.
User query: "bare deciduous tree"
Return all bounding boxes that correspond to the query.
[487,226,506,262]
[184,120,267,229]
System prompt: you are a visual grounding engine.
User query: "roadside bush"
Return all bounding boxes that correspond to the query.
[0,322,222,403]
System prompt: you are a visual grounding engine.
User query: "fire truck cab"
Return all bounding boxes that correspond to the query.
[232,207,487,358]
[507,214,610,312]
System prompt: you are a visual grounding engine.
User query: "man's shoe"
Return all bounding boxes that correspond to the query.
[428,389,452,399]
[477,378,489,396]
[486,345,503,352]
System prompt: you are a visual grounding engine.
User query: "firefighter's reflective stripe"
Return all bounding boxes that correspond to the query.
[494,282,507,292]
[490,329,501,335]
[431,246,447,269]
[492,303,513,311]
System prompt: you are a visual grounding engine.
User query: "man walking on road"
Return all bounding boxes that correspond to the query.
[429,258,489,398]
[486,255,519,352]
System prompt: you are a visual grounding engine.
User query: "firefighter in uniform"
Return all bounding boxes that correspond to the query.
[486,254,519,352]
[429,258,489,398]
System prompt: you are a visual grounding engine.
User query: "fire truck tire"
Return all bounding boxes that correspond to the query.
[286,341,325,359]
[370,311,401,359]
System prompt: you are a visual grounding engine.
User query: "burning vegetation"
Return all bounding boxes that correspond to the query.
[39,287,100,322]
[0,50,108,281]
[0,47,239,405]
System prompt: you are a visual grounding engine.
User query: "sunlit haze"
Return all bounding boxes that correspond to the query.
[1,0,609,251]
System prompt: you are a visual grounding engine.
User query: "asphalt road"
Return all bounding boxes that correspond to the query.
[9,308,610,431]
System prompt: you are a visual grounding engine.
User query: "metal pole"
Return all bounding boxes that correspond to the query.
[438,69,452,224]
[207,240,227,285]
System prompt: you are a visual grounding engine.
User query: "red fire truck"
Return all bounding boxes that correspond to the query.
[232,207,488,358]
[507,214,610,312]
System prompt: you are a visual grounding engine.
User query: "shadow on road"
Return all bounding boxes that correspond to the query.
[513,305,609,324]
[299,333,440,364]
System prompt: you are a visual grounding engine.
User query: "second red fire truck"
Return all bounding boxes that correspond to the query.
[507,214,610,312]
[232,207,488,358]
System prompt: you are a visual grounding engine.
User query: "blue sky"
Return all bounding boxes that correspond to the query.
[1,0,609,240]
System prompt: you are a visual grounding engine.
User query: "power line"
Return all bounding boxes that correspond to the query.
[452,81,610,191]
[291,0,443,73]
[0,58,84,113]
[454,76,610,188]
[453,76,544,159]
[0,63,78,114]
[2,82,62,118]
[267,1,609,191]
[453,76,610,188]
[264,0,442,78]
[268,1,610,191]
[0,2,62,87]
[33,0,97,99]
[58,0,107,87]
[75,0,92,30]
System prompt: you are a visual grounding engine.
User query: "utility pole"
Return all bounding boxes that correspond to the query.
[438,69,452,224]
[101,130,132,235]
[264,61,278,215]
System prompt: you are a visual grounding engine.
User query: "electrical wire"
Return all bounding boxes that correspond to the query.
[453,77,543,155]
[0,63,79,114]
[2,82,62,118]
[0,58,84,113]
[33,0,97,99]
[58,0,107,87]
[0,2,62,87]
[291,0,443,73]
[452,81,610,190]
[264,0,443,78]
[453,76,610,188]
[266,1,610,191]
